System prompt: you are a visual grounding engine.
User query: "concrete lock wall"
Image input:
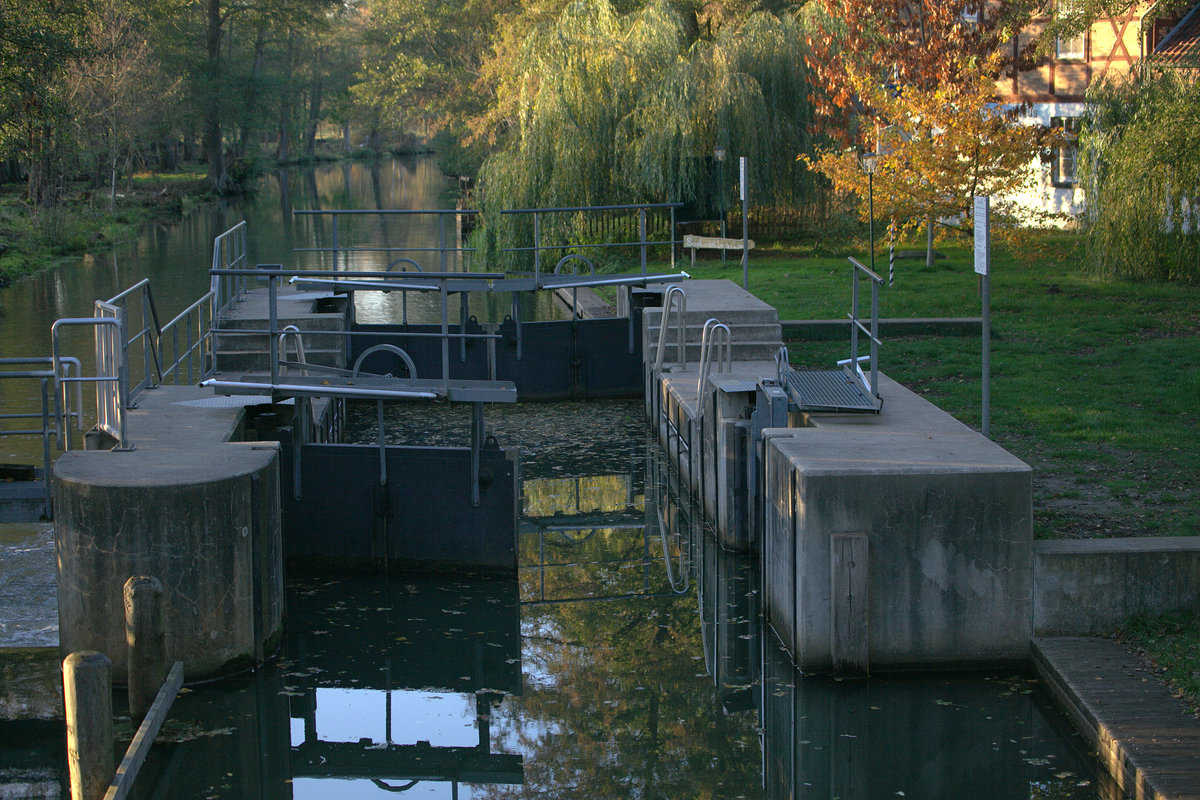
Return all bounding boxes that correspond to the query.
[1033,538,1200,636]
[53,443,283,682]
[761,378,1034,672]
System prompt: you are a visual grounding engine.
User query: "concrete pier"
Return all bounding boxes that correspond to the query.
[760,376,1032,671]
[53,385,284,682]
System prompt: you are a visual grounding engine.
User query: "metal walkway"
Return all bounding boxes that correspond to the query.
[780,367,880,413]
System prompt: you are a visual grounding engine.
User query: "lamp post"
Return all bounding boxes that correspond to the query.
[714,146,727,250]
[861,152,879,273]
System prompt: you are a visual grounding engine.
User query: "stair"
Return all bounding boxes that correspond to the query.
[642,281,783,370]
[212,288,348,375]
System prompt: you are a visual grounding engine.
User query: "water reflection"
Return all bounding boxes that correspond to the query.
[285,573,523,795]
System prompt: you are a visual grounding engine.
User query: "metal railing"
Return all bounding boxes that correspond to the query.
[210,267,505,391]
[292,209,477,273]
[653,285,688,375]
[843,256,886,399]
[52,317,129,449]
[696,319,731,395]
[98,281,161,400]
[501,203,681,282]
[0,357,84,518]
[211,220,249,317]
[159,289,215,387]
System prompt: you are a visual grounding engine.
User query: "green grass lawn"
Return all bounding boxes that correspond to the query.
[1120,611,1200,714]
[654,231,1200,540]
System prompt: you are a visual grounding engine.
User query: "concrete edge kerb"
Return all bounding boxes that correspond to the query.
[1035,536,1200,555]
[1031,639,1178,800]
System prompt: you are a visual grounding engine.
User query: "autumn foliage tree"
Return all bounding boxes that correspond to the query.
[803,0,1030,133]
[805,54,1051,246]
[802,1,1046,262]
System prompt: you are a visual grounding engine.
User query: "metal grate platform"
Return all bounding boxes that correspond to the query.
[782,368,880,413]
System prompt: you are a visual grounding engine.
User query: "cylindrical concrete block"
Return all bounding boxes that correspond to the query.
[63,651,113,800]
[54,444,283,682]
[124,575,165,724]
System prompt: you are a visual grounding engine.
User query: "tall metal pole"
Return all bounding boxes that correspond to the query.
[740,156,749,290]
[868,172,875,275]
[982,272,991,437]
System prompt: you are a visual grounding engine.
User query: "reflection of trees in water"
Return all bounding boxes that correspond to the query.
[523,475,638,517]
[489,591,763,800]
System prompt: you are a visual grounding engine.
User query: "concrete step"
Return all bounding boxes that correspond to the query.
[643,307,779,327]
[212,330,346,352]
[645,321,782,344]
[652,340,784,364]
[213,315,346,333]
[213,348,344,373]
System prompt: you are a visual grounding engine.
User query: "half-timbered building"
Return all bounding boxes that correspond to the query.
[999,1,1199,217]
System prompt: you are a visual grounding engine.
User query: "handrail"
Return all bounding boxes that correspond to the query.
[294,209,478,216]
[210,221,249,318]
[385,258,425,324]
[653,285,687,375]
[0,357,84,519]
[158,290,215,386]
[278,325,309,377]
[501,202,682,214]
[555,255,595,321]
[352,344,419,489]
[352,344,418,379]
[293,209,470,273]
[696,318,731,394]
[52,317,130,450]
[845,256,886,399]
[500,203,681,280]
[99,281,164,401]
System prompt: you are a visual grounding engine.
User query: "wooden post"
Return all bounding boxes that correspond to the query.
[64,651,114,800]
[124,576,166,725]
[830,532,869,676]
[106,661,184,800]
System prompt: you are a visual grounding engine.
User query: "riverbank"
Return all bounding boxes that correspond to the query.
[0,174,210,287]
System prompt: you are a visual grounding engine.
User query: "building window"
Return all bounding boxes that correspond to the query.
[1051,116,1081,187]
[1056,34,1085,59]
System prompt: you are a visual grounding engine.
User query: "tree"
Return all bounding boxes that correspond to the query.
[1079,71,1200,282]
[0,0,91,206]
[352,0,516,147]
[803,0,1030,130]
[68,0,176,208]
[804,54,1051,248]
[803,1,1043,263]
[472,0,818,268]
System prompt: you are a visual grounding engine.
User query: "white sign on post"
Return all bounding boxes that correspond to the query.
[973,196,990,276]
[974,195,992,437]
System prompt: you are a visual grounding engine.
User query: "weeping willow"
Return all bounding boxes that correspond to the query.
[474,0,817,269]
[1081,71,1200,282]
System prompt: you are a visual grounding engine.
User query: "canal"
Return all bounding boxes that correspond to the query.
[1,158,1112,798]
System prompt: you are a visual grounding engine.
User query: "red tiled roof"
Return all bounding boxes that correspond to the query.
[1155,2,1200,65]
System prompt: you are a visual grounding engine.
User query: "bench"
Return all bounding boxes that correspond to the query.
[682,234,755,268]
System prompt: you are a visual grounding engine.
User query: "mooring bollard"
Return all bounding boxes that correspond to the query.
[124,575,166,726]
[63,650,114,800]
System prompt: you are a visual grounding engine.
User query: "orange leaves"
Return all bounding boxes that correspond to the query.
[805,52,1044,230]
